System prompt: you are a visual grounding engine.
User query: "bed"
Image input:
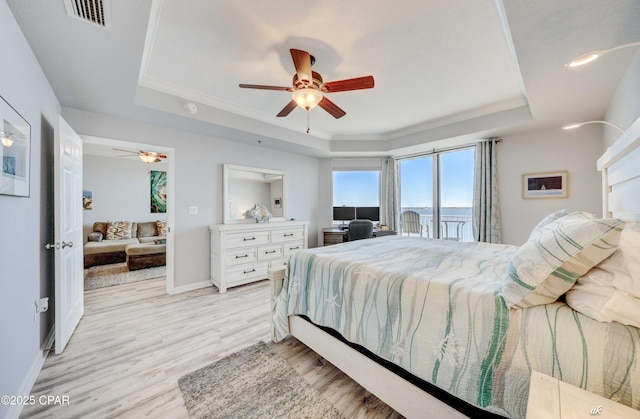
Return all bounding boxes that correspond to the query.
[271,117,640,419]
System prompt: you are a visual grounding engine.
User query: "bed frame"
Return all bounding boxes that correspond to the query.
[271,116,640,419]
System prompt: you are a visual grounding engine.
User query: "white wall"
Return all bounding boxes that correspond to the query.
[83,154,168,240]
[0,1,61,417]
[605,49,640,148]
[61,108,320,290]
[499,125,604,245]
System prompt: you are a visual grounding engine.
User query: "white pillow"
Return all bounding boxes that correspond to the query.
[565,223,640,327]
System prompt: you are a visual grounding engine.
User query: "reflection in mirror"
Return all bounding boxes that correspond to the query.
[223,164,286,223]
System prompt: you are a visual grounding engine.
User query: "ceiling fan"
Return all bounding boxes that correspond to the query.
[113,148,167,163]
[239,49,374,119]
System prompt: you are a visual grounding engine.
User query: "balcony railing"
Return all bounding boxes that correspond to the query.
[401,213,473,242]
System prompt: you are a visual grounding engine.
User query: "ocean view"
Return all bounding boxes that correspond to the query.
[402,207,472,217]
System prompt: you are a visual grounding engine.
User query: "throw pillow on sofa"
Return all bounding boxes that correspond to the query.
[106,221,133,240]
[156,220,167,236]
[88,232,103,242]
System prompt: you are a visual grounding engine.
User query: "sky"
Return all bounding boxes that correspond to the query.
[333,148,475,209]
[400,148,475,208]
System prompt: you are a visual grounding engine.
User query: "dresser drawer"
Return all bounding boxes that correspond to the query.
[283,241,304,256]
[226,231,270,248]
[225,247,257,266]
[226,262,269,285]
[258,244,283,260]
[270,257,289,269]
[271,228,304,243]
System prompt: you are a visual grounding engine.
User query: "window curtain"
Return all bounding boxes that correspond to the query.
[473,138,502,243]
[385,158,399,231]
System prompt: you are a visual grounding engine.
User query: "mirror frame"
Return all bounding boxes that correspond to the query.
[223,164,287,224]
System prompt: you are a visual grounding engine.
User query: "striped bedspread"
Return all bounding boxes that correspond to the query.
[272,236,640,418]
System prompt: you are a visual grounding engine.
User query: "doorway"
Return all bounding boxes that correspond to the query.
[81,135,175,293]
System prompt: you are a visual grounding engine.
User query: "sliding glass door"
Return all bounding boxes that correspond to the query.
[399,147,474,241]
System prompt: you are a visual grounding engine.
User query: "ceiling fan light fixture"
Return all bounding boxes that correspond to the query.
[0,131,14,147]
[292,88,323,110]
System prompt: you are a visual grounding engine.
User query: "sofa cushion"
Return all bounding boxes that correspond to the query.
[139,236,166,244]
[125,243,166,256]
[137,221,157,238]
[84,238,139,255]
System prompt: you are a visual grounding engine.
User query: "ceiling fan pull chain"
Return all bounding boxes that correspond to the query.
[306,110,310,134]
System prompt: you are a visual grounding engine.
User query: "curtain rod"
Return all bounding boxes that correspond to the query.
[390,138,501,161]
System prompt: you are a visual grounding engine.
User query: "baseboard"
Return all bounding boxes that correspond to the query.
[44,326,55,352]
[170,280,212,294]
[4,348,48,419]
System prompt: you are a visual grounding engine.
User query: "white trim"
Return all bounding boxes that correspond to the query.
[6,350,48,419]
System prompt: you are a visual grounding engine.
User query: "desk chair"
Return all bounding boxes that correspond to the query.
[347,220,374,241]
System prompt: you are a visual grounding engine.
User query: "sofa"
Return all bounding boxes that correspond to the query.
[83,221,166,269]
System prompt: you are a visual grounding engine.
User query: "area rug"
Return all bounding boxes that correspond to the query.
[178,341,343,419]
[84,262,165,290]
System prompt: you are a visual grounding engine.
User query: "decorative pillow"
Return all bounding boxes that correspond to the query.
[502,211,625,309]
[565,222,640,327]
[156,220,167,236]
[87,232,103,242]
[527,209,569,240]
[105,221,133,240]
[137,222,157,238]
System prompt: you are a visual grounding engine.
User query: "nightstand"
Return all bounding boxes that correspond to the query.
[526,370,640,418]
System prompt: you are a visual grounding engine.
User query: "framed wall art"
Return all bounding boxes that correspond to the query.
[150,170,167,213]
[522,171,568,199]
[0,96,31,197]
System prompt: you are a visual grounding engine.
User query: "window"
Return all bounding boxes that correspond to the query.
[332,170,380,223]
[399,147,474,241]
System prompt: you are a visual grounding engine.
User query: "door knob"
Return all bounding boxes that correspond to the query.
[61,241,74,249]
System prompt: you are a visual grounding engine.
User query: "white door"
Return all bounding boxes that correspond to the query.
[53,116,84,354]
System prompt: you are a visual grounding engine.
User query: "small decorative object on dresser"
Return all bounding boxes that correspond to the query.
[209,221,308,293]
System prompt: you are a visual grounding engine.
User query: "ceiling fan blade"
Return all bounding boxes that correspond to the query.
[276,100,298,117]
[323,75,375,93]
[112,148,137,154]
[318,97,346,119]
[239,84,292,91]
[290,49,312,83]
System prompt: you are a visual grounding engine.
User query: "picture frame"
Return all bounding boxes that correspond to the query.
[522,171,568,199]
[0,96,31,197]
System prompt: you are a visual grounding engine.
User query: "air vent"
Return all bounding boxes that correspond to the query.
[64,0,112,30]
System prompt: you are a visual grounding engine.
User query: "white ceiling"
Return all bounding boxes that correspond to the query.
[6,0,640,157]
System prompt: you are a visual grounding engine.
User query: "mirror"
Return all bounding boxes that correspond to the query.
[223,164,286,223]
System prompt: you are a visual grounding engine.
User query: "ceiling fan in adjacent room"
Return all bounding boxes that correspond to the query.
[239,49,375,120]
[113,148,167,163]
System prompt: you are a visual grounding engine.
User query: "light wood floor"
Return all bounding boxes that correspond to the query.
[22,276,401,418]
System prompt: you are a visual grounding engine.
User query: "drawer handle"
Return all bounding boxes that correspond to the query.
[235,254,249,259]
[264,250,277,254]
[289,246,300,250]
[284,233,294,237]
[243,237,256,241]
[243,268,256,274]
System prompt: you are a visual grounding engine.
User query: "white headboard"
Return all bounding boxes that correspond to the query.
[597,116,640,221]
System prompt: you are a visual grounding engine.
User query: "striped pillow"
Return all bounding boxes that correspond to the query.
[105,221,133,240]
[503,211,625,309]
[156,220,167,236]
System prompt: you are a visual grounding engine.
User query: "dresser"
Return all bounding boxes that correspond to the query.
[210,221,308,293]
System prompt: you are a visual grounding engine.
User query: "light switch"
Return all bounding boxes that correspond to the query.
[188,206,198,215]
